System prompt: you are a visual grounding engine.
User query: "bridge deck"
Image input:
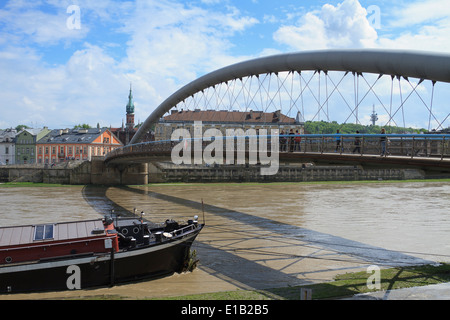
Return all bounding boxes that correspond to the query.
[105,134,450,173]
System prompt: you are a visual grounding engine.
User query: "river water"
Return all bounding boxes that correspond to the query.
[1,181,449,299]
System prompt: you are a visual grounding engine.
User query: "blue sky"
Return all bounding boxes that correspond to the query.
[1,0,449,130]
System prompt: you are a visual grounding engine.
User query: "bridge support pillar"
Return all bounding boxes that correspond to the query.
[119,163,148,185]
[148,163,166,183]
[91,157,148,185]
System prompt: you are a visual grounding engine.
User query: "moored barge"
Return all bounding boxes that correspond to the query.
[0,213,203,294]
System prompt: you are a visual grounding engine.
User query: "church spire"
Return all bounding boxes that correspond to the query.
[125,83,135,131]
[126,83,135,115]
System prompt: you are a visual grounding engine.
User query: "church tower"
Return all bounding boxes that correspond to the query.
[126,84,135,131]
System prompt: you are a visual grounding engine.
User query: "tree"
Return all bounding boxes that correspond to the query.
[74,124,92,129]
[304,121,425,134]
[15,125,31,132]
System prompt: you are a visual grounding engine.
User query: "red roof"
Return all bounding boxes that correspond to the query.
[163,110,296,124]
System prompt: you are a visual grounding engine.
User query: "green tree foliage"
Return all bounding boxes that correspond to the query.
[15,124,31,131]
[304,121,426,134]
[73,124,92,129]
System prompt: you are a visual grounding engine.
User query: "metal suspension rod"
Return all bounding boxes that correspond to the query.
[406,79,442,131]
[310,71,348,122]
[399,76,406,129]
[325,71,330,122]
[386,77,421,129]
[429,81,436,132]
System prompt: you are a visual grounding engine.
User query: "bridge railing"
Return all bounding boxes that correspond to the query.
[105,134,450,162]
[295,134,450,159]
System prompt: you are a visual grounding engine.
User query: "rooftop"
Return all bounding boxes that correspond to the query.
[37,128,111,145]
[162,110,300,124]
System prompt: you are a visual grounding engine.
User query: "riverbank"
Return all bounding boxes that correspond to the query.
[154,263,450,300]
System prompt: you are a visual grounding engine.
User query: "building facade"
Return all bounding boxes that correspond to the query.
[0,129,17,165]
[155,110,304,141]
[15,128,51,164]
[36,128,123,164]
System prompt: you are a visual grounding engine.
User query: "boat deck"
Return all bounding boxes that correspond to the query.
[0,219,105,248]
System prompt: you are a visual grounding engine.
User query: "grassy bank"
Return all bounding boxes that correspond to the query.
[154,263,450,300]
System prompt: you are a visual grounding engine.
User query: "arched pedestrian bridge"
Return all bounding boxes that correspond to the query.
[105,50,450,176]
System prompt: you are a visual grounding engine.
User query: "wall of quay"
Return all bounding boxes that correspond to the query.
[2,160,448,185]
[0,158,148,185]
[149,162,434,183]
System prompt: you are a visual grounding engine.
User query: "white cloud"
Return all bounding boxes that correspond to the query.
[377,0,450,53]
[119,0,259,117]
[389,0,450,28]
[0,0,259,129]
[0,42,129,128]
[377,22,450,53]
[273,0,378,51]
[272,0,450,55]
[0,1,89,45]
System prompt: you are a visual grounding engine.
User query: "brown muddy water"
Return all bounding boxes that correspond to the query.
[0,181,449,299]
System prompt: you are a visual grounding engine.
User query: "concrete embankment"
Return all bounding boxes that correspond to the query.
[1,160,444,185]
[149,162,430,183]
[0,161,91,185]
[0,157,149,185]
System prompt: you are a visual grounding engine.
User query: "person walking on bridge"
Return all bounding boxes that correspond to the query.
[335,129,342,152]
[380,128,388,156]
[352,131,361,154]
[280,131,287,152]
[294,130,301,152]
[289,129,295,152]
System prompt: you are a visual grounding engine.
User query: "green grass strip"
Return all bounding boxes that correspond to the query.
[153,263,450,300]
